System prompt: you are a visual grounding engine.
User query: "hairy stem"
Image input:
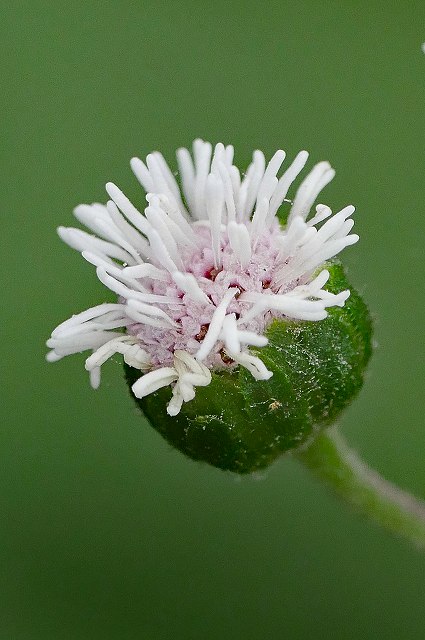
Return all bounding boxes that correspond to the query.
[295,427,425,550]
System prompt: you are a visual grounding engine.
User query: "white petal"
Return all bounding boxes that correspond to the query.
[288,161,335,222]
[196,288,238,361]
[227,221,252,267]
[132,368,178,398]
[230,351,273,381]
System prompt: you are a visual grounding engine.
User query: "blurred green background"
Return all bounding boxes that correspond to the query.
[1,1,425,638]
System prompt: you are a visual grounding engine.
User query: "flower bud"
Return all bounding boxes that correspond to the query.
[46,140,372,474]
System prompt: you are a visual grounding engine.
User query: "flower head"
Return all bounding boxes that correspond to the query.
[47,139,359,417]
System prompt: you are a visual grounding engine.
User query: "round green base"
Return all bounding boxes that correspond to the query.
[125,262,373,474]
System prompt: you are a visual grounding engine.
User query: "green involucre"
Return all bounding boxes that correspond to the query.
[125,262,373,474]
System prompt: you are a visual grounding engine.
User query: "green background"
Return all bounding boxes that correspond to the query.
[1,1,424,638]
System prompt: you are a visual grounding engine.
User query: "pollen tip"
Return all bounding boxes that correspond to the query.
[105,181,118,197]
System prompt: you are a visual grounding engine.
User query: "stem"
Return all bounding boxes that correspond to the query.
[295,427,425,550]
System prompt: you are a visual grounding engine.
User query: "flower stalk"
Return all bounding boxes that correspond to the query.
[296,427,425,549]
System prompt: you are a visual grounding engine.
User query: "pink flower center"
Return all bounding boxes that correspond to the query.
[126,221,297,369]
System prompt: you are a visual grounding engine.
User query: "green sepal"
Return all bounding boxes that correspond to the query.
[124,262,373,474]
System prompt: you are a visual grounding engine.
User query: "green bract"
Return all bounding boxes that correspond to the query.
[125,261,372,474]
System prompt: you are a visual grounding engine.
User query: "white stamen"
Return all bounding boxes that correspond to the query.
[225,144,234,164]
[47,331,124,357]
[239,291,328,323]
[51,304,127,336]
[288,161,335,223]
[46,350,64,362]
[93,217,143,264]
[269,150,309,218]
[167,389,184,416]
[146,228,179,273]
[121,343,152,369]
[176,147,196,214]
[221,313,240,354]
[315,205,355,242]
[149,152,185,208]
[275,216,309,262]
[132,367,178,398]
[130,157,155,193]
[287,269,330,297]
[126,299,178,326]
[196,288,238,361]
[243,150,266,219]
[211,142,226,175]
[193,139,212,219]
[106,182,152,237]
[227,221,252,267]
[166,351,212,415]
[82,251,147,293]
[172,272,211,305]
[250,197,270,242]
[256,149,286,204]
[237,331,268,347]
[218,161,237,223]
[96,267,182,304]
[156,194,197,243]
[307,203,332,227]
[147,194,193,247]
[145,204,182,268]
[90,367,101,389]
[229,351,273,380]
[57,227,135,265]
[73,203,112,239]
[206,173,224,268]
[229,165,241,202]
[50,312,131,340]
[106,200,151,257]
[122,263,169,281]
[300,234,359,274]
[85,336,147,371]
[125,308,174,329]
